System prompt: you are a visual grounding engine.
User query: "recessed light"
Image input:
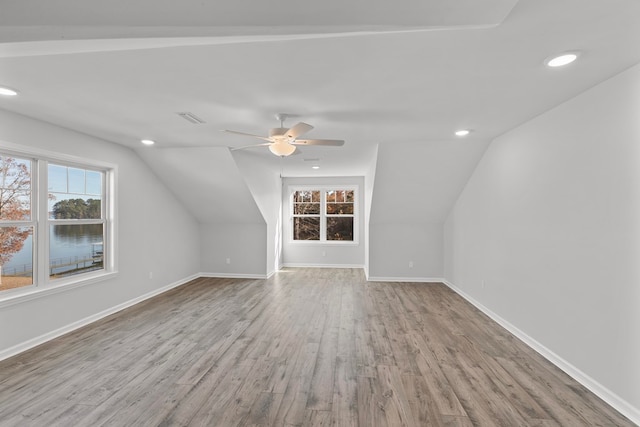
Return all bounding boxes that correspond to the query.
[141,139,155,146]
[546,52,579,67]
[455,129,471,137]
[0,86,18,96]
[312,165,320,170]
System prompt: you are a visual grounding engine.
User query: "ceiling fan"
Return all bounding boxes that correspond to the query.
[224,113,345,156]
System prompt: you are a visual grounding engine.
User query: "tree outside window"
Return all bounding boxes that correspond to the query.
[0,156,33,290]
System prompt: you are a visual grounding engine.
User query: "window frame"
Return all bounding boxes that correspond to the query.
[289,185,358,245]
[46,161,108,281]
[0,143,117,304]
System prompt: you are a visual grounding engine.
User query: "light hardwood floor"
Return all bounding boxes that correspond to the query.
[0,268,634,426]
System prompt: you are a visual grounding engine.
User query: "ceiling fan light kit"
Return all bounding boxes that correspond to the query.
[269,141,297,156]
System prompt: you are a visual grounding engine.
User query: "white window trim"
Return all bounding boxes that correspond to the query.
[0,141,118,305]
[288,185,359,246]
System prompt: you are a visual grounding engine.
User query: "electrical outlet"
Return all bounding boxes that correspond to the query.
[481,280,485,289]
[226,258,231,265]
[149,271,153,280]
[322,251,326,257]
[408,261,413,268]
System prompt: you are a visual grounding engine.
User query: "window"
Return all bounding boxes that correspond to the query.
[1,150,114,295]
[291,187,356,243]
[325,190,354,241]
[292,190,320,240]
[48,164,105,279]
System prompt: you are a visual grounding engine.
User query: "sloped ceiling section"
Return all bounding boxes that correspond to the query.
[369,140,491,224]
[137,147,264,224]
[0,0,519,42]
[230,150,282,225]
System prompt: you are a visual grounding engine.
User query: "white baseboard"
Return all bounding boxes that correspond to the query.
[198,272,269,279]
[282,263,364,269]
[442,279,640,426]
[0,273,200,363]
[366,276,445,283]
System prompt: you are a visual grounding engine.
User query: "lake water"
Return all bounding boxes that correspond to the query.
[3,224,103,276]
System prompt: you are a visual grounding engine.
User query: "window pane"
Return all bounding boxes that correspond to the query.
[0,156,32,221]
[327,217,354,241]
[50,224,104,279]
[0,226,33,291]
[68,167,85,194]
[86,171,102,195]
[293,217,320,240]
[294,202,320,215]
[345,190,354,202]
[326,203,354,215]
[326,190,336,203]
[48,164,67,193]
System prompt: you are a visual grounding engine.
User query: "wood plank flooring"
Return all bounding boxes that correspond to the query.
[0,268,634,426]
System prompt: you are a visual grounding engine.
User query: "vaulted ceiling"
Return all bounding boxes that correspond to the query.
[1,0,639,222]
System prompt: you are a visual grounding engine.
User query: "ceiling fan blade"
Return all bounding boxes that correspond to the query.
[285,122,314,139]
[292,139,345,146]
[222,129,272,142]
[230,142,272,151]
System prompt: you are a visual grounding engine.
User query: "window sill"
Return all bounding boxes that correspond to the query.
[289,240,359,246]
[0,271,118,309]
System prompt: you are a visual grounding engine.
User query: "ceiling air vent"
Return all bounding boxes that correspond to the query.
[176,112,206,124]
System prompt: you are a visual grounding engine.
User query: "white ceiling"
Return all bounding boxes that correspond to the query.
[1,0,639,179]
[0,0,518,30]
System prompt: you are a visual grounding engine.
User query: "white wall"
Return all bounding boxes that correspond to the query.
[0,108,201,355]
[199,223,267,276]
[282,176,365,267]
[232,151,282,275]
[444,64,640,422]
[368,140,488,280]
[139,147,270,277]
[363,145,379,277]
[369,222,443,280]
